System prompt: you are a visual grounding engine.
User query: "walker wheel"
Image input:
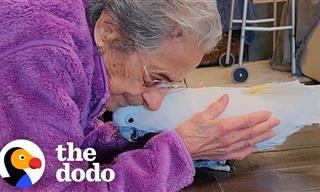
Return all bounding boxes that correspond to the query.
[232,66,249,83]
[219,53,235,68]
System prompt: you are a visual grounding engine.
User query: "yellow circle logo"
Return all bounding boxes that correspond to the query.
[0,140,45,188]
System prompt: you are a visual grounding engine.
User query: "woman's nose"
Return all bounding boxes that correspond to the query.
[142,88,169,111]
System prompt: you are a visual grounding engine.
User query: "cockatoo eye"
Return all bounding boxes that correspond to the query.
[126,116,134,124]
[128,117,134,123]
[19,155,25,160]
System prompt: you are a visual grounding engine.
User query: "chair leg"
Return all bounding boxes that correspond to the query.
[239,0,249,66]
[273,0,277,53]
[291,0,296,75]
[226,0,236,64]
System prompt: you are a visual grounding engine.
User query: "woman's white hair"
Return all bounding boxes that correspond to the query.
[87,0,222,53]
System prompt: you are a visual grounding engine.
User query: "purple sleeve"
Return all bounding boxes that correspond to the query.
[65,131,195,192]
[0,46,195,191]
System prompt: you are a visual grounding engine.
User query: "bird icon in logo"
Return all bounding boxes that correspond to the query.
[3,147,42,188]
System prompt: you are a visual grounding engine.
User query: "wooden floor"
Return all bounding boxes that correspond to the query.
[183,61,320,192]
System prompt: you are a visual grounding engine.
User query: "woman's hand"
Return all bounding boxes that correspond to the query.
[175,94,280,161]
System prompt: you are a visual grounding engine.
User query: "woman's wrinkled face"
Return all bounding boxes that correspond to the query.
[94,11,205,112]
[105,37,204,112]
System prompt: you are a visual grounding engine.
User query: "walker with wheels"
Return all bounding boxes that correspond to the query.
[219,0,297,83]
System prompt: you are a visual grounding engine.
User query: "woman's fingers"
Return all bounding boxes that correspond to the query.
[225,129,276,154]
[189,118,279,158]
[214,111,273,135]
[177,100,280,161]
[223,146,257,160]
[222,118,280,146]
[249,130,277,146]
[192,129,276,158]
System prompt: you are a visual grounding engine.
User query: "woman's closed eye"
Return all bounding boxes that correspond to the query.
[151,73,174,83]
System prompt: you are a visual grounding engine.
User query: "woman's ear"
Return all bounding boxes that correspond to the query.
[94,10,121,47]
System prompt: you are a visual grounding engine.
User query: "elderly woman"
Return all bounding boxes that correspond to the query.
[0,0,279,191]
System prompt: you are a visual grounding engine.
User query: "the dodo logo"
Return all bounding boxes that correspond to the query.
[0,140,45,188]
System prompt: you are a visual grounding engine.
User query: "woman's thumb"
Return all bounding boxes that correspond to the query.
[206,94,229,119]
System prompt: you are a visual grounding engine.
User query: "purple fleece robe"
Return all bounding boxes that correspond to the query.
[0,0,195,191]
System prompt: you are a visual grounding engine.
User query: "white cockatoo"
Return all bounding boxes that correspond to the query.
[113,81,320,171]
